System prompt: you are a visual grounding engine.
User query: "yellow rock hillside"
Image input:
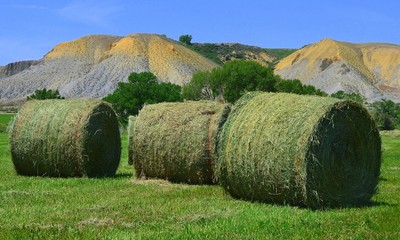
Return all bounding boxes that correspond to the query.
[275,39,400,101]
[0,34,218,102]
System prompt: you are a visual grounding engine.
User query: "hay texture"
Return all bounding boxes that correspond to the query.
[133,101,230,184]
[217,92,381,208]
[127,116,136,165]
[9,99,121,177]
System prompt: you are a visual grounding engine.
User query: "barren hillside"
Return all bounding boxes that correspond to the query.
[275,38,400,101]
[0,34,218,103]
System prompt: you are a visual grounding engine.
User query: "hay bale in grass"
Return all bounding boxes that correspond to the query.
[127,116,136,165]
[9,99,121,177]
[134,101,230,184]
[217,92,381,208]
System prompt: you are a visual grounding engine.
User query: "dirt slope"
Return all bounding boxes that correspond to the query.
[275,38,400,101]
[0,34,218,103]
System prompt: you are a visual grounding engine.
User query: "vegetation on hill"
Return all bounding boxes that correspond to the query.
[103,72,183,125]
[27,88,64,100]
[188,42,296,66]
[183,60,327,103]
[179,34,192,45]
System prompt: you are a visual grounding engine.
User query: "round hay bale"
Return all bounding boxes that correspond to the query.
[9,99,121,177]
[133,101,230,184]
[217,92,381,208]
[127,116,137,166]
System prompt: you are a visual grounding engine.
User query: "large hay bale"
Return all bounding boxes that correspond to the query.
[127,116,136,166]
[9,99,121,177]
[133,101,230,184]
[217,92,381,208]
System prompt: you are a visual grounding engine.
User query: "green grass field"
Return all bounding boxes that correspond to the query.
[1,114,399,239]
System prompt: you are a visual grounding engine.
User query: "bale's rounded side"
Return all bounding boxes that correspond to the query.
[217,92,381,208]
[133,101,230,184]
[9,99,121,177]
[127,116,137,166]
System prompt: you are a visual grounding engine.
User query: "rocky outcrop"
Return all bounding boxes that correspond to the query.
[0,60,39,78]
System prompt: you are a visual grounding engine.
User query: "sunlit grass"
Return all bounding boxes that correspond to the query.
[0,115,399,239]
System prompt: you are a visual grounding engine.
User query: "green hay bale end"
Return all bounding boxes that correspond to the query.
[9,99,121,177]
[127,116,137,166]
[217,92,381,208]
[133,101,230,184]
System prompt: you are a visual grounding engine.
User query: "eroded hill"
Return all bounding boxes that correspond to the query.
[0,34,218,103]
[275,38,400,101]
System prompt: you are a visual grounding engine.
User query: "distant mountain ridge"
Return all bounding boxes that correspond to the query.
[0,34,218,103]
[275,38,400,102]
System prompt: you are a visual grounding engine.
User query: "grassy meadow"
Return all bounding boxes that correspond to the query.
[0,114,399,239]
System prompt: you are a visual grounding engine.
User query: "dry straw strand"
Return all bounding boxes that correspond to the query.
[217,92,381,208]
[9,99,121,177]
[133,101,230,184]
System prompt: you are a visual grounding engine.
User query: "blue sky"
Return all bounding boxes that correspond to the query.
[1,0,399,65]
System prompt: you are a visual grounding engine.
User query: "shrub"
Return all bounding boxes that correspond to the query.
[103,72,183,125]
[27,88,64,100]
[331,90,365,104]
[179,34,192,45]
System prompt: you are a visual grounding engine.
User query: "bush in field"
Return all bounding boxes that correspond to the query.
[212,60,277,102]
[331,90,365,104]
[369,99,400,130]
[103,72,183,125]
[182,71,214,101]
[183,60,327,103]
[27,88,64,100]
[183,60,277,103]
[275,78,327,96]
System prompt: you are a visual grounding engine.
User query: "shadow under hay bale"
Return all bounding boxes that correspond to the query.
[217,92,381,209]
[127,116,136,166]
[9,99,121,177]
[133,101,230,184]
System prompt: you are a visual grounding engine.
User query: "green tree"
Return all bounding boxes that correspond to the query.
[27,88,64,100]
[103,72,183,125]
[370,99,400,130]
[275,79,327,96]
[213,60,277,102]
[183,60,328,103]
[331,90,365,104]
[179,34,192,45]
[275,79,304,94]
[182,71,214,101]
